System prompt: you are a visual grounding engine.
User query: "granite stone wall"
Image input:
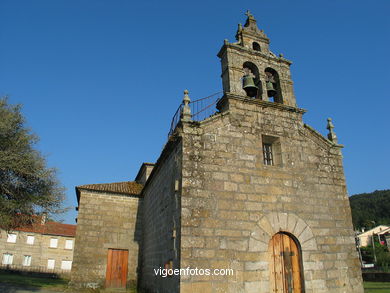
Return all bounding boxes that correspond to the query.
[139,139,182,293]
[0,230,74,274]
[70,191,142,288]
[178,95,363,293]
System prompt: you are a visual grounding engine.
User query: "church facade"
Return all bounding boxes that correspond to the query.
[71,12,363,293]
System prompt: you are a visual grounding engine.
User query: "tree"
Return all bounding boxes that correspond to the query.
[0,97,65,231]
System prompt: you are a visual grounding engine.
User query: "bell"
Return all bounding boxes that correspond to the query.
[242,75,258,97]
[266,81,277,97]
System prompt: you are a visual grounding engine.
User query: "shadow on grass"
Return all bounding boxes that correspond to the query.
[0,270,68,292]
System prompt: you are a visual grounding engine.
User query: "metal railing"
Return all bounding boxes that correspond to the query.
[168,91,222,137]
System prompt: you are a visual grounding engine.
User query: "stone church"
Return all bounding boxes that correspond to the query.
[70,12,363,293]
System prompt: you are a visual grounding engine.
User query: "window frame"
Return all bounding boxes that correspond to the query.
[47,259,55,269]
[65,239,73,250]
[60,260,72,270]
[263,143,274,165]
[7,233,17,243]
[23,255,32,266]
[26,235,35,245]
[262,135,282,167]
[2,253,13,265]
[49,238,58,248]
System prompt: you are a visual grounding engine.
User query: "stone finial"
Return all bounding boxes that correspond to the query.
[235,24,243,44]
[326,118,338,143]
[245,10,254,19]
[244,9,257,28]
[180,89,192,122]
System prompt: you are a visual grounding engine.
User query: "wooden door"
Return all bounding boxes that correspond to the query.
[269,233,303,293]
[105,249,128,288]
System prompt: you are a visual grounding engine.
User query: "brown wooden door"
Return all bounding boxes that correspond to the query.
[105,249,128,288]
[269,233,303,293]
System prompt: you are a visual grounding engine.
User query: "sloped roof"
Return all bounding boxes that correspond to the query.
[15,219,76,237]
[358,225,390,237]
[76,181,143,199]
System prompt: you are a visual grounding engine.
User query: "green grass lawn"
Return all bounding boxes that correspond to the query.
[364,282,390,293]
[0,270,69,289]
[0,270,137,292]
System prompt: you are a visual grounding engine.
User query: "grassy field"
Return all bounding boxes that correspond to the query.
[364,282,390,293]
[0,270,68,289]
[0,270,137,292]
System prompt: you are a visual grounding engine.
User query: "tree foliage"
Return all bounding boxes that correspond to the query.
[350,189,390,230]
[0,97,64,230]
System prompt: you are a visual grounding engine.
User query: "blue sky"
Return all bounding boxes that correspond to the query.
[1,0,389,224]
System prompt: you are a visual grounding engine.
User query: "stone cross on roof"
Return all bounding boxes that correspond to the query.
[326,118,338,143]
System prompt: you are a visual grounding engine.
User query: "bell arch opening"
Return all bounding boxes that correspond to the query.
[265,67,283,103]
[252,42,261,51]
[269,232,305,293]
[242,61,262,98]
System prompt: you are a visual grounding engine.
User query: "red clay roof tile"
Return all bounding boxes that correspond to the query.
[15,219,76,237]
[77,181,143,195]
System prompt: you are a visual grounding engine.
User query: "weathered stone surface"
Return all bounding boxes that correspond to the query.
[73,12,363,293]
[71,191,141,288]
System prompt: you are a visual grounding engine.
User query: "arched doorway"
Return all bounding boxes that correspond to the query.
[269,232,304,293]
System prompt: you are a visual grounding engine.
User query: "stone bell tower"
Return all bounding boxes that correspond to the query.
[218,11,296,107]
[139,11,363,293]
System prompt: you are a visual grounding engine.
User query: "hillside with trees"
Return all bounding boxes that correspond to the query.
[350,189,390,230]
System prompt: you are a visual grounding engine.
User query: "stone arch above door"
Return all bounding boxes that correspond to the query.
[249,212,317,253]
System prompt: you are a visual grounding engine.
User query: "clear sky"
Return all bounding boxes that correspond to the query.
[1,0,389,224]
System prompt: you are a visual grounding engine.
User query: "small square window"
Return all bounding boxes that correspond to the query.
[263,143,273,165]
[65,240,73,250]
[49,238,58,248]
[262,135,282,166]
[23,255,32,266]
[7,233,17,243]
[2,253,13,265]
[26,235,35,245]
[47,259,55,269]
[61,260,72,270]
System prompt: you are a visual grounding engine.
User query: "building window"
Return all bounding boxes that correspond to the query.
[49,238,58,248]
[262,135,282,166]
[47,259,55,269]
[263,143,273,165]
[23,255,32,266]
[65,239,73,250]
[61,260,72,270]
[2,253,13,265]
[7,233,17,243]
[26,235,35,245]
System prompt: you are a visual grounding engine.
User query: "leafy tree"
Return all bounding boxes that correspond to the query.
[0,97,64,231]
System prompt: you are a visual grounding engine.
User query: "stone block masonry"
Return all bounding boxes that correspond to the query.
[177,95,363,292]
[71,190,142,288]
[140,138,182,293]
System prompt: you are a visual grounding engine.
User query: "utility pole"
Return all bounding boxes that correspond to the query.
[372,233,377,264]
[371,221,377,264]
